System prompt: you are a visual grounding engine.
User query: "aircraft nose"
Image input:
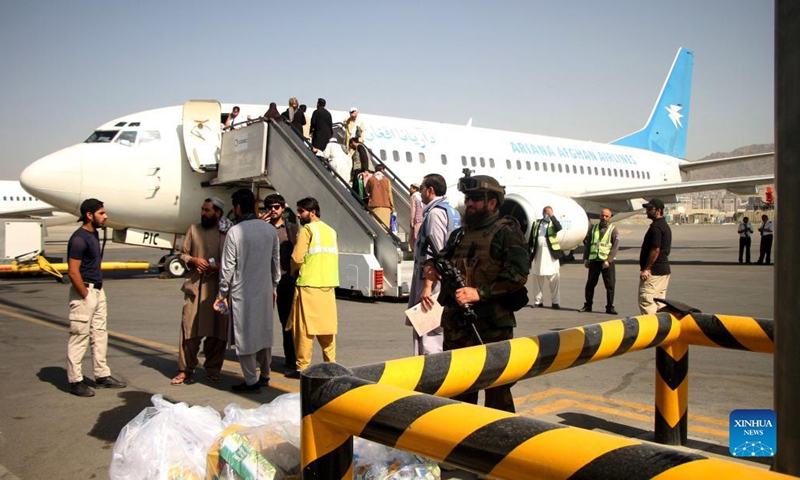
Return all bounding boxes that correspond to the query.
[20,145,83,214]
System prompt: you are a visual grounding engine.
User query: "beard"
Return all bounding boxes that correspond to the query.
[299,216,310,225]
[200,216,217,229]
[464,207,490,226]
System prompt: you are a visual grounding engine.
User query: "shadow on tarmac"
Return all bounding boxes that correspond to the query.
[37,366,72,394]
[90,390,156,444]
[557,412,772,467]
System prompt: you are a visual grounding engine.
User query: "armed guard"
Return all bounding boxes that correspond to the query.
[427,173,529,412]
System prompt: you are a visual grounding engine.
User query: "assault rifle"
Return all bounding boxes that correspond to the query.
[426,230,483,345]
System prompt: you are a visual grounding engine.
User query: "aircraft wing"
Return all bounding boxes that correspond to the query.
[572,174,774,203]
[679,152,774,173]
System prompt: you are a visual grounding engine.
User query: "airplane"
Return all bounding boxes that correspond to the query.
[0,180,75,225]
[19,47,773,292]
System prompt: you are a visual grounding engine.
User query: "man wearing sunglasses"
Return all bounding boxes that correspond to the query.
[428,174,529,412]
[263,194,299,370]
[639,198,672,314]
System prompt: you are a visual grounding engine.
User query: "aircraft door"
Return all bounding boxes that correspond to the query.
[182,100,222,172]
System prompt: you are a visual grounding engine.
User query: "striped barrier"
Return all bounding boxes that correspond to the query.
[300,362,790,479]
[351,312,680,399]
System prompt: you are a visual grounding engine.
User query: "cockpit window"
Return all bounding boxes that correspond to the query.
[115,131,137,147]
[85,130,119,143]
[115,122,127,127]
[138,131,161,145]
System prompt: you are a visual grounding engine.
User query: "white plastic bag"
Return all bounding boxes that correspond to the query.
[109,394,224,480]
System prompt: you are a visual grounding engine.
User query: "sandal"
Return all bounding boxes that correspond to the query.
[206,373,223,383]
[171,372,193,385]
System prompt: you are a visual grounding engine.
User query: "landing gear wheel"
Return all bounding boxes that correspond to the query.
[164,255,187,278]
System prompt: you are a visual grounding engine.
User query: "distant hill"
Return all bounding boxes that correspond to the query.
[697,143,775,161]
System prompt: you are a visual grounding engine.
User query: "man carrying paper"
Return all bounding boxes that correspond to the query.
[406,173,461,355]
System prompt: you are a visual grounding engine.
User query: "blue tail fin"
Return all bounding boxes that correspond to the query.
[611,48,694,159]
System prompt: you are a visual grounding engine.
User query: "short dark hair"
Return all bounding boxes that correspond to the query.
[317,98,326,107]
[422,174,447,196]
[79,198,104,223]
[231,188,256,214]
[297,197,320,218]
[264,193,286,207]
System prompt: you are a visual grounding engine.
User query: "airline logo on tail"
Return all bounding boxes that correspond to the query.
[666,104,684,129]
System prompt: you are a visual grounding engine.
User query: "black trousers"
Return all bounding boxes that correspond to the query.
[739,236,751,263]
[584,260,615,309]
[757,235,773,264]
[276,281,297,367]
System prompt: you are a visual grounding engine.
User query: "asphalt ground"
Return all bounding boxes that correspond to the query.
[0,223,776,478]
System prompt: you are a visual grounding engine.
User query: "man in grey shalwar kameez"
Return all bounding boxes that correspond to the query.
[216,189,280,393]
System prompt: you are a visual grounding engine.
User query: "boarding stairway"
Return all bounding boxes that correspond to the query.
[212,117,414,298]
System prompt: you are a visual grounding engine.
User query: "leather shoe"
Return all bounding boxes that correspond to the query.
[95,376,126,388]
[551,304,560,310]
[605,308,618,315]
[579,305,592,313]
[232,382,261,393]
[70,382,95,397]
[284,370,301,379]
[257,376,270,387]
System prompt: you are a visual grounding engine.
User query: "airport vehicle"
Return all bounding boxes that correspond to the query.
[19,48,773,298]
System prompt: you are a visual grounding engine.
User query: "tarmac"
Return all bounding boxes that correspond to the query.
[0,223,776,478]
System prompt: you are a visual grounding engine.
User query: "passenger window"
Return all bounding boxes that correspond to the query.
[419,152,426,164]
[535,161,540,171]
[594,167,599,175]
[380,149,387,161]
[526,161,531,170]
[601,168,606,176]
[543,163,548,172]
[480,157,485,167]
[516,160,522,170]
[647,172,651,179]
[139,131,161,145]
[393,150,400,162]
[441,154,448,165]
[462,156,467,166]
[550,163,555,172]
[470,156,476,167]
[580,166,584,174]
[506,159,511,169]
[489,158,495,168]
[558,164,563,173]
[115,130,137,147]
[406,152,412,163]
[572,165,577,174]
[625,170,630,178]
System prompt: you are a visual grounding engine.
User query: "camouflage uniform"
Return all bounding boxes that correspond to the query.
[441,210,530,412]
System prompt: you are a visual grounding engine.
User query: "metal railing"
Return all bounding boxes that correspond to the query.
[299,300,780,478]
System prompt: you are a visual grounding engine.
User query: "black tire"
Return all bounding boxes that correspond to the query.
[164,255,187,278]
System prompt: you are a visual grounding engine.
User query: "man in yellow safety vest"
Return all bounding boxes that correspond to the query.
[285,197,339,378]
[579,208,620,315]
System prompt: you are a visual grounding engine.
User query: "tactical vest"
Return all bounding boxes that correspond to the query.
[448,216,520,328]
[296,221,340,287]
[588,223,615,261]
[532,219,561,252]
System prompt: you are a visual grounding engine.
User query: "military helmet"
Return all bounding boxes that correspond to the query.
[457,174,506,205]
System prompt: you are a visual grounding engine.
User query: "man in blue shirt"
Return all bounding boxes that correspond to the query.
[66,198,126,397]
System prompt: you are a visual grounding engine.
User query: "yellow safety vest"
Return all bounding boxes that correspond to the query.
[588,223,615,261]
[532,219,561,252]
[296,221,340,287]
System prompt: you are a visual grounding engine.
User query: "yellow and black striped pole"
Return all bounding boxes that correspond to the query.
[680,313,774,353]
[352,312,680,399]
[300,362,791,479]
[655,340,689,445]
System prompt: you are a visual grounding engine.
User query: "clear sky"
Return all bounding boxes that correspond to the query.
[0,0,774,179]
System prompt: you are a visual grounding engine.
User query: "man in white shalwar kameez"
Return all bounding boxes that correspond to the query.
[216,189,280,393]
[528,206,564,309]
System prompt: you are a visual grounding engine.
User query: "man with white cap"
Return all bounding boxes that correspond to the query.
[344,106,365,154]
[172,197,229,385]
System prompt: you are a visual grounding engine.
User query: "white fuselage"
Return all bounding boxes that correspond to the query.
[20,104,684,250]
